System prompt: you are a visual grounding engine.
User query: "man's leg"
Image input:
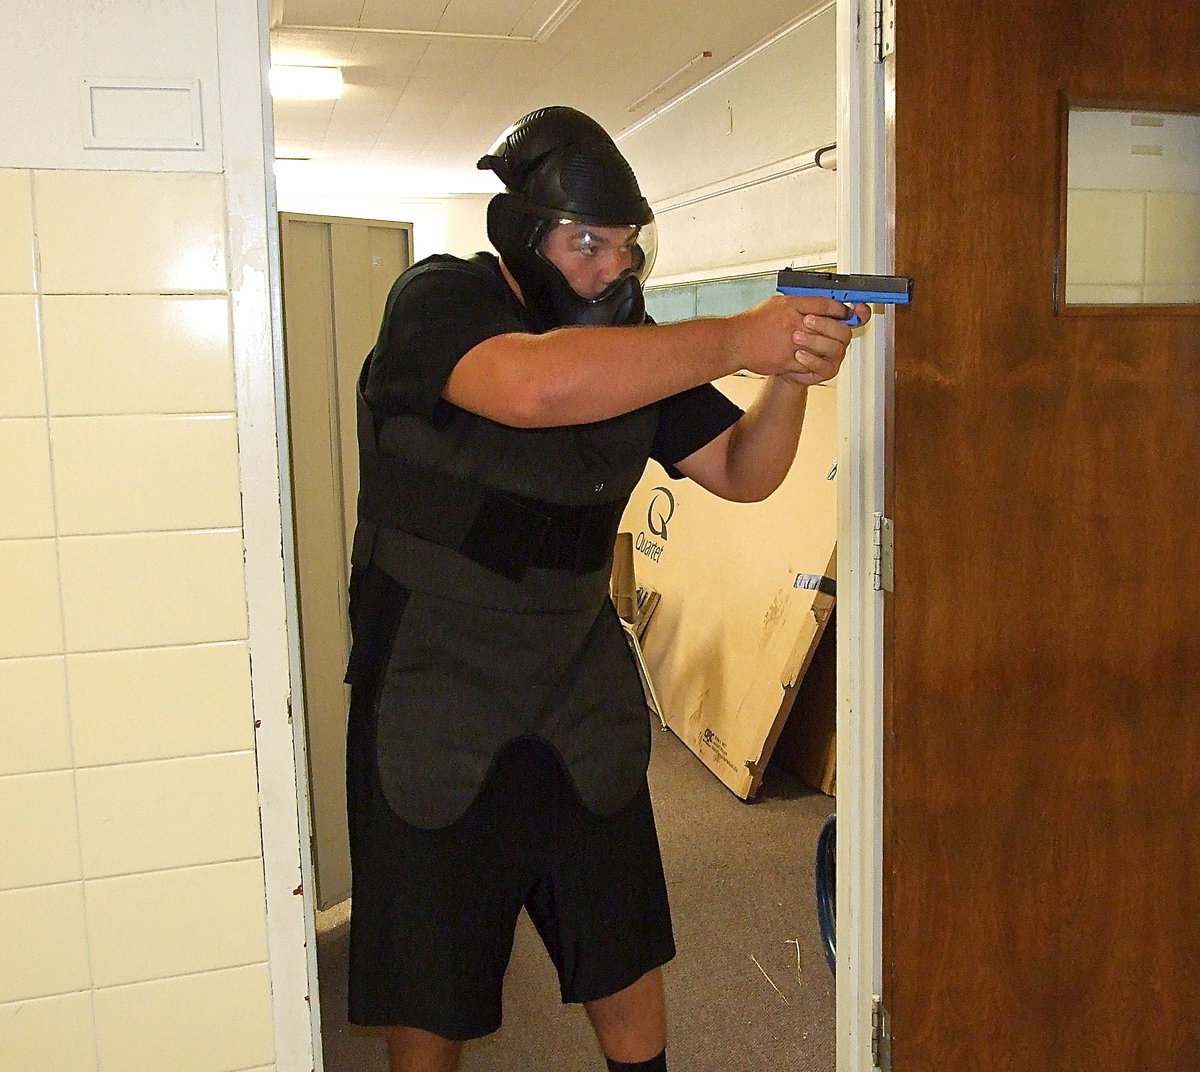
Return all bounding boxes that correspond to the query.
[583,967,667,1064]
[384,1025,463,1072]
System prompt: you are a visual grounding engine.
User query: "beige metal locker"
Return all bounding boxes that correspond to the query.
[279,213,413,909]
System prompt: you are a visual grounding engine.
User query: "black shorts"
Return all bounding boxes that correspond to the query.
[346,666,675,1040]
[347,735,676,1039]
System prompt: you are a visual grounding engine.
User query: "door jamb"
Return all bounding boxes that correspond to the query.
[227,0,322,1068]
[835,1,890,1069]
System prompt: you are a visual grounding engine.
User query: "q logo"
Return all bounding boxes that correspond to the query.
[647,486,676,540]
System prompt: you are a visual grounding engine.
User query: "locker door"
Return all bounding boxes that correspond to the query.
[279,213,412,909]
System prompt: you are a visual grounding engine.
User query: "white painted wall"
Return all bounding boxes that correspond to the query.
[623,2,838,282]
[0,0,223,173]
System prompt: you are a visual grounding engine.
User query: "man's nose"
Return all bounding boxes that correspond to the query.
[599,253,633,286]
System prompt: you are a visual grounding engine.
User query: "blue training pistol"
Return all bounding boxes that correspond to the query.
[776,269,913,327]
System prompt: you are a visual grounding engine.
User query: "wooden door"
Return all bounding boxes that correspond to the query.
[279,213,412,909]
[885,2,1200,1068]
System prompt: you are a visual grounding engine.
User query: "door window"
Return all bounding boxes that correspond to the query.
[1061,102,1200,310]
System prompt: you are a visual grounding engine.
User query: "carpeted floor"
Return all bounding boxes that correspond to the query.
[316,723,836,1072]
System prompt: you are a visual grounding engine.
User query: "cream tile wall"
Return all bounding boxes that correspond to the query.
[1066,188,1200,304]
[0,171,37,291]
[1145,190,1200,303]
[0,168,275,1071]
[0,295,45,416]
[1065,189,1146,290]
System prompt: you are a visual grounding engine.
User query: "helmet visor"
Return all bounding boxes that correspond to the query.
[538,216,658,289]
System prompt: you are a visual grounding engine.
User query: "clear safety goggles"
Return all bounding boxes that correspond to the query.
[540,217,658,284]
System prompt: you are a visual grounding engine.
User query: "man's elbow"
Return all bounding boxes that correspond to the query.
[486,353,569,426]
[497,378,558,427]
[724,478,783,504]
[447,340,557,428]
[694,466,785,503]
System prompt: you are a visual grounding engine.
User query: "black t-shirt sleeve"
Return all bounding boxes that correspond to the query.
[363,257,525,423]
[651,383,744,477]
[362,260,743,471]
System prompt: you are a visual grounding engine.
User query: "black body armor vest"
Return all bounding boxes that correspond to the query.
[346,255,658,828]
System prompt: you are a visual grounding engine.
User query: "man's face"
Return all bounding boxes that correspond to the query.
[540,221,640,300]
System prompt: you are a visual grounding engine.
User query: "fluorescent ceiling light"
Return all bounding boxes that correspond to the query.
[270,65,344,100]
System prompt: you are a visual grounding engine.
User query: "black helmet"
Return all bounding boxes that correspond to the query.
[478,106,657,330]
[478,106,615,191]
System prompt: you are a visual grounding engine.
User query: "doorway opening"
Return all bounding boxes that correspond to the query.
[266,3,887,1069]
[277,218,841,1072]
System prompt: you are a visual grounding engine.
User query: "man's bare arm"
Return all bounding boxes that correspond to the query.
[443,295,865,428]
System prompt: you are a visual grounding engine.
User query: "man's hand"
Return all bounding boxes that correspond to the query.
[727,295,871,384]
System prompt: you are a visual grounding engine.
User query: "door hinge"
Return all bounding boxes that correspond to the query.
[873,513,894,592]
[874,0,896,61]
[872,996,893,1071]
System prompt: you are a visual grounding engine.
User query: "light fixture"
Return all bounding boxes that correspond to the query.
[269,65,344,100]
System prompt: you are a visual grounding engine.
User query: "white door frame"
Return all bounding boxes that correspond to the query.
[834,1,891,1070]
[225,0,322,1069]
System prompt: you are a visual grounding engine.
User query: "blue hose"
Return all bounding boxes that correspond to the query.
[815,813,837,974]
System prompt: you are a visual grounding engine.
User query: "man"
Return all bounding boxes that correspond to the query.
[345,106,869,1072]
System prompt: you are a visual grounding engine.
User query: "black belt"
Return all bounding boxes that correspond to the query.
[358,452,623,582]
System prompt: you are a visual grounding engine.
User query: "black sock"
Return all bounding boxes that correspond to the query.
[605,1050,667,1072]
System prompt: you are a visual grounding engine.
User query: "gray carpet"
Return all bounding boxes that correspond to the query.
[316,724,836,1071]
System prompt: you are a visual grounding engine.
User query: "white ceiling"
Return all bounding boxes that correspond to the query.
[268,0,824,195]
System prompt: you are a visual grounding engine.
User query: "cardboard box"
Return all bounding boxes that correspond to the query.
[620,375,838,800]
